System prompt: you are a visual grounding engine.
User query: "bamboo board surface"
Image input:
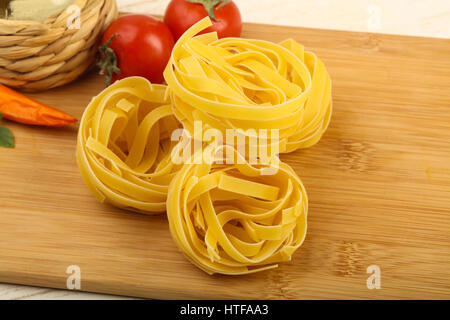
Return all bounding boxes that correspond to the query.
[0,22,449,299]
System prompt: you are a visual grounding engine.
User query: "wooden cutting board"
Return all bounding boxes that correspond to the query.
[1,22,449,300]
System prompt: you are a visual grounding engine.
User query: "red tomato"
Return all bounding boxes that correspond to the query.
[164,0,242,41]
[100,14,174,84]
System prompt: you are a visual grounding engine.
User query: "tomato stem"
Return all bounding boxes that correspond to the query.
[97,34,121,87]
[187,0,230,21]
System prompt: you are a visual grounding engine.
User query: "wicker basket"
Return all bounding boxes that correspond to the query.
[0,0,117,91]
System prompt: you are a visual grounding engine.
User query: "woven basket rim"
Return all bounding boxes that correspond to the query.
[0,18,45,23]
[0,0,88,26]
[0,0,117,91]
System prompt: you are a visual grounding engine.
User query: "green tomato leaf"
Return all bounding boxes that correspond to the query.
[216,0,230,10]
[0,126,15,148]
[187,0,230,21]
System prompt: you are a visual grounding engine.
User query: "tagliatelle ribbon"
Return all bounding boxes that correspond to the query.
[76,77,182,214]
[76,18,334,275]
[167,145,308,275]
[164,17,333,153]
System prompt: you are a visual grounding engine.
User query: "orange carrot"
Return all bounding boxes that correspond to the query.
[0,84,77,127]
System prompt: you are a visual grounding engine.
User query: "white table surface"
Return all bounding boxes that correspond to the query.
[1,0,449,300]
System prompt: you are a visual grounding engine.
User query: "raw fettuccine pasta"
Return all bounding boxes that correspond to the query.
[164,17,332,153]
[76,77,182,214]
[76,18,334,276]
[167,145,308,275]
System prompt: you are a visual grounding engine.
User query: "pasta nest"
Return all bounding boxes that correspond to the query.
[76,77,182,214]
[76,17,334,275]
[164,17,333,153]
[167,145,308,275]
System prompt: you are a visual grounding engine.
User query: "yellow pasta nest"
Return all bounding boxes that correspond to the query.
[167,146,308,275]
[77,18,334,275]
[76,77,182,214]
[164,17,332,153]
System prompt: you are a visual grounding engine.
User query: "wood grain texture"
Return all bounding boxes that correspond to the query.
[0,22,449,299]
